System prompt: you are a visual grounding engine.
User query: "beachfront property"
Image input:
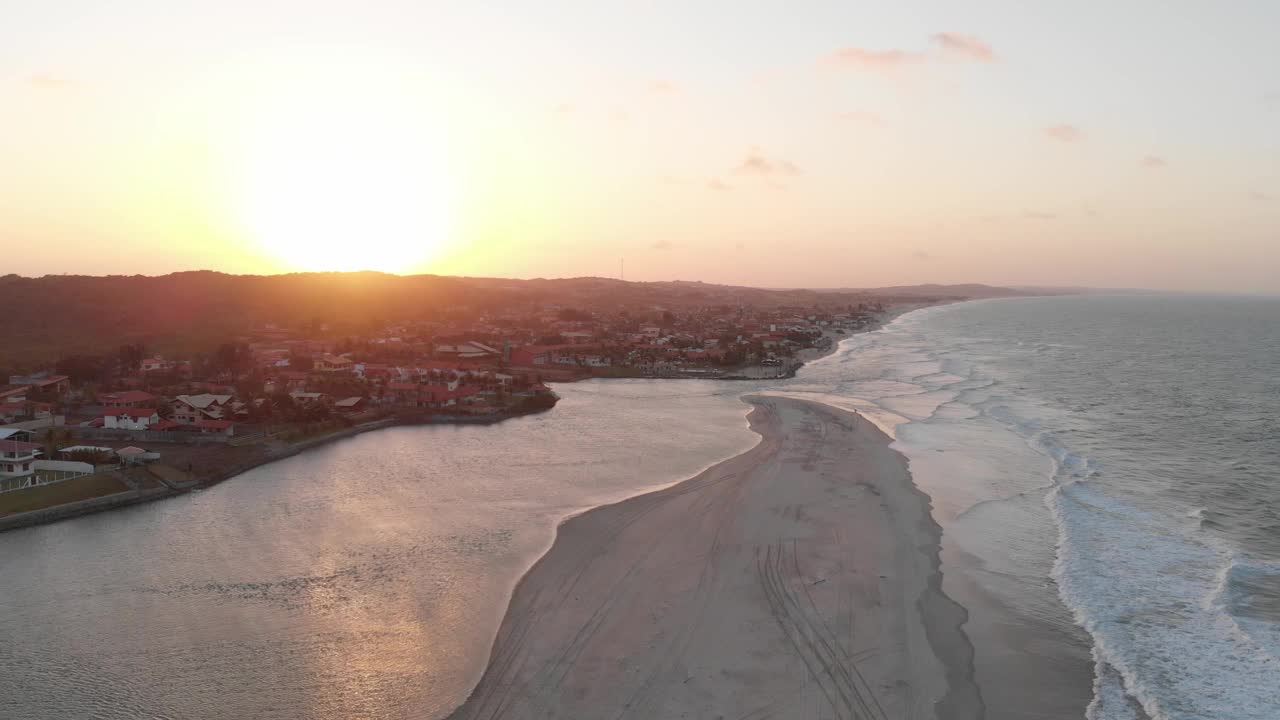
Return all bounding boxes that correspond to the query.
[0,298,874,489]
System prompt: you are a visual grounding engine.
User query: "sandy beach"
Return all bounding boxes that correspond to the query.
[448,396,982,720]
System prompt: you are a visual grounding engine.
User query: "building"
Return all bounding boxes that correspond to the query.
[434,342,500,361]
[193,419,235,437]
[0,400,53,424]
[315,354,354,372]
[100,390,157,408]
[6,373,70,395]
[288,391,327,406]
[102,408,161,430]
[0,439,39,478]
[140,356,171,373]
[333,396,366,412]
[172,394,232,424]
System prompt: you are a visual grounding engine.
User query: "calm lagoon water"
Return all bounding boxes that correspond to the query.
[0,380,756,719]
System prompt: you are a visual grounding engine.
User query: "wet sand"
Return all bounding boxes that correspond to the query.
[448,396,983,720]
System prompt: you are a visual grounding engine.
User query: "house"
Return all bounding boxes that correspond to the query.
[435,342,499,361]
[102,408,161,430]
[384,382,421,406]
[6,373,70,395]
[193,419,235,437]
[315,354,354,372]
[0,428,36,444]
[0,400,53,424]
[354,363,394,381]
[172,394,232,424]
[333,397,366,413]
[510,345,553,365]
[288,391,328,406]
[0,439,40,478]
[140,356,170,373]
[0,387,29,403]
[100,390,157,408]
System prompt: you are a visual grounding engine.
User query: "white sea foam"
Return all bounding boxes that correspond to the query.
[793,295,1280,719]
[1049,480,1280,719]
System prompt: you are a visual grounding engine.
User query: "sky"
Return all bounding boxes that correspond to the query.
[4,1,1279,292]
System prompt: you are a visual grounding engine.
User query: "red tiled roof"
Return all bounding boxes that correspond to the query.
[101,390,156,403]
[102,408,158,419]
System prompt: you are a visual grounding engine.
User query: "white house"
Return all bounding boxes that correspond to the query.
[0,439,39,478]
[102,408,161,430]
[172,394,232,424]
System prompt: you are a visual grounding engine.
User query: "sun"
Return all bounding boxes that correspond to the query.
[233,74,455,273]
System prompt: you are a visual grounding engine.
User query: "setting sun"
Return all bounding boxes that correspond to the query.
[232,70,455,273]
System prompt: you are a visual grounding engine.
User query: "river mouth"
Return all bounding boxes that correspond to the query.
[0,379,758,720]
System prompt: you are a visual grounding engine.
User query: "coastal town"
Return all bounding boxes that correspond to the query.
[0,294,895,528]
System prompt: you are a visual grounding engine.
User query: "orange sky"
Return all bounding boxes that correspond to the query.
[4,1,1279,292]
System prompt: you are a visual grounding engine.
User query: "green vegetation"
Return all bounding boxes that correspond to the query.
[0,474,130,517]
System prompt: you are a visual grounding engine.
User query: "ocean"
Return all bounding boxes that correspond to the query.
[786,294,1280,719]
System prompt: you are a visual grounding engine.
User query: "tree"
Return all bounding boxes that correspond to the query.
[118,343,146,373]
[288,351,314,372]
[557,308,592,322]
[56,355,109,385]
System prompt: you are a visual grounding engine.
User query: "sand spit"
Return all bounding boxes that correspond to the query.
[448,396,981,720]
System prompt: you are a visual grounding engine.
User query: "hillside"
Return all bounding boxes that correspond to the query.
[0,272,1029,371]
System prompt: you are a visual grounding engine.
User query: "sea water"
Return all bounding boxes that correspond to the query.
[787,294,1280,719]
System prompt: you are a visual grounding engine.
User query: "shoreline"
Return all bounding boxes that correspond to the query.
[0,302,938,534]
[0,406,555,534]
[446,396,983,720]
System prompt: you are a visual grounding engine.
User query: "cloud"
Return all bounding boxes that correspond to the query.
[1044,124,1084,143]
[707,178,730,191]
[735,149,800,177]
[648,80,678,94]
[933,33,996,61]
[1141,155,1167,169]
[651,239,673,250]
[837,110,885,128]
[824,47,924,71]
[28,73,77,89]
[1024,211,1057,220]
